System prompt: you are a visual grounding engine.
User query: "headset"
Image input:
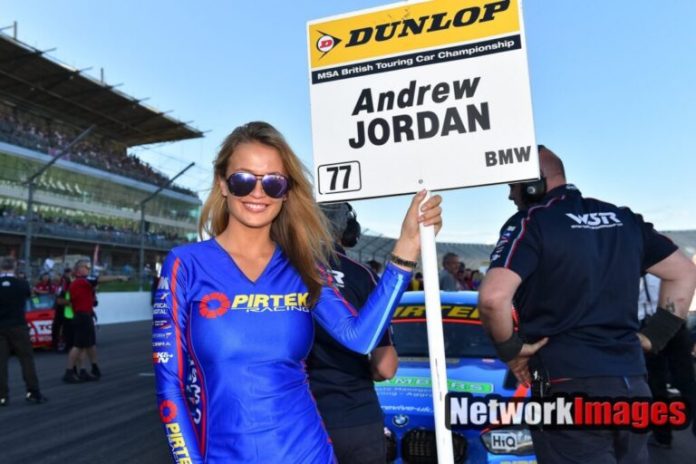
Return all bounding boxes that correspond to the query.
[519,144,548,206]
[341,203,361,248]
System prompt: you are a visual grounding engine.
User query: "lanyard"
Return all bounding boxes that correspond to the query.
[642,276,653,304]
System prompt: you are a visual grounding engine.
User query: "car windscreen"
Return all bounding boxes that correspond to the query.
[26,294,56,312]
[391,321,497,358]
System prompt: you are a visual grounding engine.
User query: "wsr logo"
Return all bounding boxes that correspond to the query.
[566,212,623,229]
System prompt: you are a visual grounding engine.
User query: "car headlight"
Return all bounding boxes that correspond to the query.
[401,429,468,464]
[480,427,534,455]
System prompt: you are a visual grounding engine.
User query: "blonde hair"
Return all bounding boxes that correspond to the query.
[199,121,334,306]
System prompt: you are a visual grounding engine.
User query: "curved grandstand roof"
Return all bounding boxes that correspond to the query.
[0,33,203,147]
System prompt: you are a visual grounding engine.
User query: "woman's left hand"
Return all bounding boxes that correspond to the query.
[416,191,443,234]
[392,190,443,262]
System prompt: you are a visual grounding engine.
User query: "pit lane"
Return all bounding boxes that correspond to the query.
[2,321,694,463]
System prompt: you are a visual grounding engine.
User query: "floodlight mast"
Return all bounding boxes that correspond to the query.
[0,21,17,39]
[23,125,95,280]
[138,162,195,290]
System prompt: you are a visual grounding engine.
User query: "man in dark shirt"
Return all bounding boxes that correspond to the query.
[308,202,398,464]
[479,146,696,463]
[0,257,46,405]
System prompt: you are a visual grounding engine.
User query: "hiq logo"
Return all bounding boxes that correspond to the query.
[489,431,519,453]
[566,212,622,230]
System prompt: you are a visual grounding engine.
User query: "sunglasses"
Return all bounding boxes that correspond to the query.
[226,172,290,199]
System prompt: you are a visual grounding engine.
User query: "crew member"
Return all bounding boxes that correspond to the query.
[309,202,398,463]
[479,145,696,463]
[63,260,125,383]
[0,257,47,405]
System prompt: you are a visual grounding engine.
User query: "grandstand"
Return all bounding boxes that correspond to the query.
[0,32,203,279]
[349,230,696,273]
[348,233,494,271]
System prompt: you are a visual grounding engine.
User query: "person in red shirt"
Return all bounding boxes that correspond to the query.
[32,273,56,295]
[62,260,126,383]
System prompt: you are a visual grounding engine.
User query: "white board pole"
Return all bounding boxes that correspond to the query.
[419,190,454,463]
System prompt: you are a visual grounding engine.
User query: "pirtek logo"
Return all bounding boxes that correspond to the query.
[198,291,310,319]
[199,292,231,319]
[333,0,510,52]
[566,212,623,229]
[159,400,177,423]
[165,423,193,464]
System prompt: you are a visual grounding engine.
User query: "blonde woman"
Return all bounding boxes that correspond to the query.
[153,121,442,463]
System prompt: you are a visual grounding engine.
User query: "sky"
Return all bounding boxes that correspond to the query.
[1,0,694,243]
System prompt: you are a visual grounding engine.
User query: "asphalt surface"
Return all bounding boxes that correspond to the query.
[2,321,170,464]
[2,321,695,464]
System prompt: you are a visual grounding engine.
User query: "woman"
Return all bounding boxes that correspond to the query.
[153,122,442,463]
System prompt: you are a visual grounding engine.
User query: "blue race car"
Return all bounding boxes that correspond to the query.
[376,291,536,464]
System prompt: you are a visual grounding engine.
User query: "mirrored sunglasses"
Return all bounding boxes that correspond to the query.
[226,172,290,199]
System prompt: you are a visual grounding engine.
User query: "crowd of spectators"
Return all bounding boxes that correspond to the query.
[0,101,195,196]
[457,264,483,290]
[0,205,192,249]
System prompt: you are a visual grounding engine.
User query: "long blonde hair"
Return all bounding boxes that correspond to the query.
[199,121,334,306]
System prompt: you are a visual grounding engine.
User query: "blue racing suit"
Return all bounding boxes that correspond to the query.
[153,239,409,463]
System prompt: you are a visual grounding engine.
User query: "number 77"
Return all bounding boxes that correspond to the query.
[327,165,352,190]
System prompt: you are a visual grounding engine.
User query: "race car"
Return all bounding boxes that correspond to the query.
[377,291,536,464]
[26,294,56,349]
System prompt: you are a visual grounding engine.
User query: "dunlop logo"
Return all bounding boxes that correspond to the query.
[309,0,518,68]
[345,0,511,48]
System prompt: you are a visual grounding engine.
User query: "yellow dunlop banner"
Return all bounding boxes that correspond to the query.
[308,0,519,69]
